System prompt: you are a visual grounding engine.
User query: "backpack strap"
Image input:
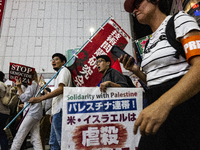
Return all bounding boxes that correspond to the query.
[166,12,186,59]
[144,39,149,53]
[144,13,186,59]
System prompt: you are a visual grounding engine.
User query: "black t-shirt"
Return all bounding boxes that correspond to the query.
[102,68,129,87]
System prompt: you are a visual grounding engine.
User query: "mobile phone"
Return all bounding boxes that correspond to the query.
[111,45,135,64]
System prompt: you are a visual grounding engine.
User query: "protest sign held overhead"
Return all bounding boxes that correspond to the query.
[9,62,35,85]
[68,18,130,87]
[62,87,143,150]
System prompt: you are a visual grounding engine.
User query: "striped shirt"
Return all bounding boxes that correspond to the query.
[141,11,200,87]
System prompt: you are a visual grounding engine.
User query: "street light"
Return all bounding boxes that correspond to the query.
[90,28,95,36]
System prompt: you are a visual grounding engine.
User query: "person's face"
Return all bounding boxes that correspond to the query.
[133,0,145,10]
[96,58,110,74]
[133,0,157,24]
[51,56,65,71]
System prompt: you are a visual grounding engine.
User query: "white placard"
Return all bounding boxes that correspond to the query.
[62,87,143,150]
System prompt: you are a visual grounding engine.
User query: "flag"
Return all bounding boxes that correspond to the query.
[66,48,79,67]
[0,0,5,34]
[112,60,122,73]
[68,18,130,87]
[135,35,151,59]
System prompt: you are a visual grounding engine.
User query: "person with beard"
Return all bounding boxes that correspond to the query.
[96,55,129,92]
[29,53,73,150]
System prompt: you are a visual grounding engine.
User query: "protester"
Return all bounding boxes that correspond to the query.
[29,53,73,150]
[96,55,129,92]
[0,71,10,150]
[40,87,52,150]
[11,71,43,150]
[6,86,21,148]
[120,0,200,149]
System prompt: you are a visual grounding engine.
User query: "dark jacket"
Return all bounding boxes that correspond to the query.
[102,68,129,87]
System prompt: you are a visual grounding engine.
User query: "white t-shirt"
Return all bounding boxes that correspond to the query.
[20,81,43,120]
[141,11,200,87]
[51,67,73,115]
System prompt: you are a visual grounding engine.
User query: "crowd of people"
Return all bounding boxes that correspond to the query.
[1,0,200,150]
[0,53,72,150]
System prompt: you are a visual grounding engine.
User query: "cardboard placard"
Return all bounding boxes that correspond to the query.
[62,87,143,150]
[9,62,35,85]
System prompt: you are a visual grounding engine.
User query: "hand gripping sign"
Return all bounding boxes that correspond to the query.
[182,35,200,62]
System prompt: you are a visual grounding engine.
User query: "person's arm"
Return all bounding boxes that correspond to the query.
[119,55,147,84]
[100,81,121,93]
[0,82,6,98]
[133,30,200,136]
[28,83,65,103]
[16,79,23,96]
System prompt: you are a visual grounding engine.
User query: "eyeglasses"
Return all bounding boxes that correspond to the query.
[131,12,136,17]
[131,0,144,17]
[96,59,104,65]
[50,58,59,62]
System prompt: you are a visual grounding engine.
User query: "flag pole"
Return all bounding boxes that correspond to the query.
[4,50,80,130]
[4,17,112,130]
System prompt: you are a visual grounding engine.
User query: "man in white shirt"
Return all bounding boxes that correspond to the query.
[29,53,73,150]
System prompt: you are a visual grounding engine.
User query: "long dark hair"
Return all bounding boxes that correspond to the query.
[33,71,38,83]
[52,53,67,63]
[0,71,5,82]
[148,0,170,15]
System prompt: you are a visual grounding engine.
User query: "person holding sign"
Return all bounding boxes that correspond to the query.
[120,0,200,149]
[11,71,43,150]
[29,53,73,150]
[96,55,129,92]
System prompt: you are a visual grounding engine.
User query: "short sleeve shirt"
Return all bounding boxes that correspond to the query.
[51,67,73,115]
[141,11,200,87]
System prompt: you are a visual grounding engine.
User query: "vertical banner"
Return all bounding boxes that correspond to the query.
[0,0,5,33]
[68,18,130,87]
[62,87,143,150]
[9,62,35,85]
